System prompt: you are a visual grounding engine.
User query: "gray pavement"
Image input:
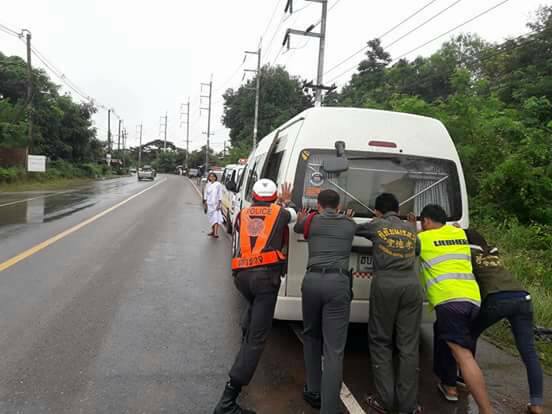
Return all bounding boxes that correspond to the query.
[0,175,549,413]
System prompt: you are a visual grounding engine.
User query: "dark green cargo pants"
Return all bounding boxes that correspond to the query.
[368,273,423,413]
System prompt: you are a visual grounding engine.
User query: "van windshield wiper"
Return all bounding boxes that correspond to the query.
[307,165,376,215]
[398,175,449,207]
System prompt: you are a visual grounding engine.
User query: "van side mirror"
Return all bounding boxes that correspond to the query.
[322,140,349,173]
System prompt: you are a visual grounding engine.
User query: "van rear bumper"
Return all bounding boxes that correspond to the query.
[274,296,434,323]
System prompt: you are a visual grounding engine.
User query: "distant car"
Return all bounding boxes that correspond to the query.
[188,168,199,177]
[130,167,137,174]
[137,165,156,181]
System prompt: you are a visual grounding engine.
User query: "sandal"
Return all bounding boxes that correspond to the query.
[437,383,459,402]
[527,404,544,414]
[365,395,388,413]
[207,232,215,237]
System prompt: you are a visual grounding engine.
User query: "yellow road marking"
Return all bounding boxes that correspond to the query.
[0,178,167,273]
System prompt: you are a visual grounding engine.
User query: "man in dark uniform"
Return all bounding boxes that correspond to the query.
[355,193,422,414]
[293,189,356,414]
[214,179,296,414]
[464,229,543,414]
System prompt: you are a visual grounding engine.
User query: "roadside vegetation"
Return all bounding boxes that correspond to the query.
[222,7,552,368]
[0,50,115,188]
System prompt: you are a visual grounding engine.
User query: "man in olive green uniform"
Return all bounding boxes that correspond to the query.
[356,193,422,414]
[466,229,543,414]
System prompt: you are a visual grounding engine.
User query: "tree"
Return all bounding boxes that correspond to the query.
[222,65,312,152]
[0,51,99,162]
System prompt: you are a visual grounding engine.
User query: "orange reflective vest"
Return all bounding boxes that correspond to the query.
[231,204,287,271]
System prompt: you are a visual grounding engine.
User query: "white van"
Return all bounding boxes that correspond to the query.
[235,107,469,322]
[221,164,245,233]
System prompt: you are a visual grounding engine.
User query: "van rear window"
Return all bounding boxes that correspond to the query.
[293,149,462,220]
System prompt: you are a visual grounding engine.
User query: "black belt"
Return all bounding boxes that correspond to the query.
[307,266,350,276]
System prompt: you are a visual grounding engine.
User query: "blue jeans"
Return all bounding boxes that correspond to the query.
[472,292,544,406]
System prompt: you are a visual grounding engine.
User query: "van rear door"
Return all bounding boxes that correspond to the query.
[292,149,464,300]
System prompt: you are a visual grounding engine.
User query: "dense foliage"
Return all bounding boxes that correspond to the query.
[0,52,102,162]
[222,65,312,161]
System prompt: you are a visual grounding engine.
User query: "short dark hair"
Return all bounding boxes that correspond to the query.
[375,193,399,214]
[208,172,217,181]
[318,189,340,209]
[420,204,447,224]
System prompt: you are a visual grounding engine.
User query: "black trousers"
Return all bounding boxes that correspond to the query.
[229,268,281,387]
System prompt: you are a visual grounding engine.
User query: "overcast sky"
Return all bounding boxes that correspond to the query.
[1,0,544,152]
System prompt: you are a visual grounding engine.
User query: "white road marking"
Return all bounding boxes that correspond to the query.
[0,178,166,272]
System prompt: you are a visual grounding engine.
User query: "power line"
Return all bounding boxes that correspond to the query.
[382,0,463,49]
[0,22,21,38]
[327,0,512,84]
[261,0,285,42]
[324,0,440,76]
[392,0,512,61]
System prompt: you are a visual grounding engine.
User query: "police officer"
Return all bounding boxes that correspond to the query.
[214,179,296,414]
[355,193,422,414]
[416,205,493,414]
[294,189,356,414]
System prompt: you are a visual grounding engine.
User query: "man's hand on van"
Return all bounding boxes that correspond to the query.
[407,212,417,225]
[297,208,309,222]
[278,183,293,205]
[339,209,355,218]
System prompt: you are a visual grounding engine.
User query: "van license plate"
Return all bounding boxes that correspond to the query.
[358,255,373,272]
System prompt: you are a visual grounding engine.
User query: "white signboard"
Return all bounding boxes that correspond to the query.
[27,155,46,173]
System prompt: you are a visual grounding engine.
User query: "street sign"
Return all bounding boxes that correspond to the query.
[27,155,46,173]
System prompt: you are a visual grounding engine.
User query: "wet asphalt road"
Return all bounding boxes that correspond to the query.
[0,175,549,413]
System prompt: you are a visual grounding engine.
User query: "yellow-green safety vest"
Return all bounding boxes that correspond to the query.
[418,225,481,307]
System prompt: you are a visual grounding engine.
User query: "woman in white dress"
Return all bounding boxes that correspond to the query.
[203,172,224,238]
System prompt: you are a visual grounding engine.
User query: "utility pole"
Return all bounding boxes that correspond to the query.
[245,39,261,149]
[283,0,333,106]
[137,124,143,171]
[159,112,168,151]
[180,98,191,170]
[22,30,33,153]
[200,77,213,174]
[117,119,122,153]
[107,109,112,154]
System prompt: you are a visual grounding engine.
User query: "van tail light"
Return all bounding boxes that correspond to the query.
[369,140,397,148]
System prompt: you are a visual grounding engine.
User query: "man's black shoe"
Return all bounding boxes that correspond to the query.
[214,382,256,414]
[303,385,321,409]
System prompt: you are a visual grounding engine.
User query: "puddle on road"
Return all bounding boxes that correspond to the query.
[0,193,96,226]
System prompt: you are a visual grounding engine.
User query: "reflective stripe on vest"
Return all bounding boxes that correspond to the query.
[231,204,286,271]
[425,272,476,289]
[418,225,481,307]
[421,253,471,269]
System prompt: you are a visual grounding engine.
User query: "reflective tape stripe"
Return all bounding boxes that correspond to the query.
[425,273,475,289]
[421,254,471,269]
[470,244,484,252]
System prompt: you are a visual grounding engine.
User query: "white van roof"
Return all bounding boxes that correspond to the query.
[255,107,459,162]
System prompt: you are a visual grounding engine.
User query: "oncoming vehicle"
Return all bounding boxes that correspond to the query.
[137,165,156,181]
[235,107,469,322]
[188,168,199,178]
[221,164,246,233]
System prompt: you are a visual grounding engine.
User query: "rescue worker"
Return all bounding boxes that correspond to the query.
[214,179,296,414]
[415,205,493,414]
[293,189,356,414]
[355,193,423,414]
[464,229,544,414]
